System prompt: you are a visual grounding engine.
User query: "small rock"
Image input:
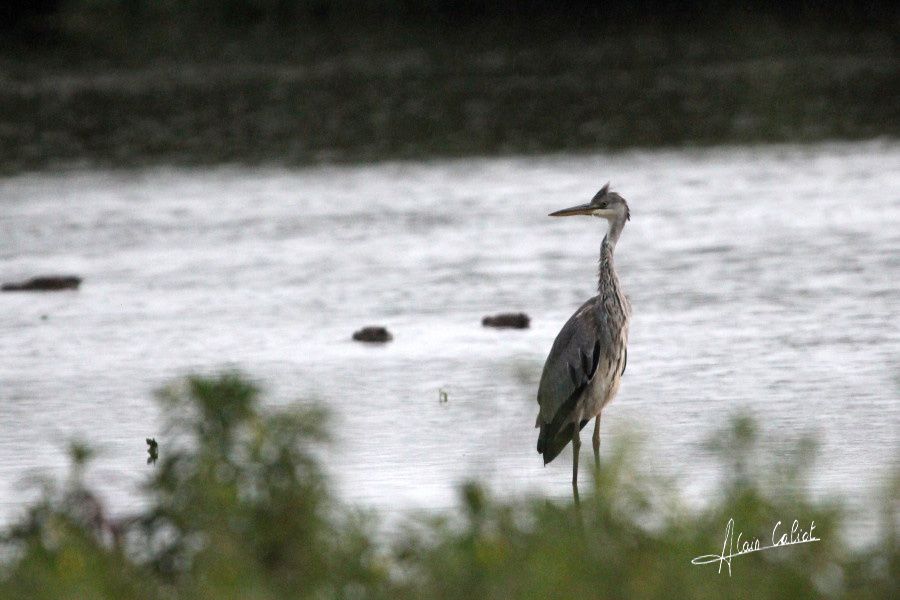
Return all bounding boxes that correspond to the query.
[146,438,159,465]
[352,326,393,343]
[2,275,82,292]
[482,312,530,329]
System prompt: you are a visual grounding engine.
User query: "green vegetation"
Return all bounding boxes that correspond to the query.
[0,2,896,173]
[1,373,895,599]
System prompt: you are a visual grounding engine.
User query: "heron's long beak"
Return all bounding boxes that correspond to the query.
[549,202,596,217]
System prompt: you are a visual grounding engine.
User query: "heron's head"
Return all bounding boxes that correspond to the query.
[549,183,630,223]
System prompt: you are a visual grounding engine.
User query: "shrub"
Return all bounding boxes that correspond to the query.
[1,373,895,599]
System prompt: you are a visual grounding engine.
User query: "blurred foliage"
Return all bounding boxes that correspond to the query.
[1,372,896,599]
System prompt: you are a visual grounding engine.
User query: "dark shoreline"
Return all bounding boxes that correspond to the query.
[1,19,896,174]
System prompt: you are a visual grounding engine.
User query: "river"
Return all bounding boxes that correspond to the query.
[1,141,897,535]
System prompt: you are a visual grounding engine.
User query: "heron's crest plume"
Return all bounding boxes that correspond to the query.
[591,182,630,221]
[591,182,611,203]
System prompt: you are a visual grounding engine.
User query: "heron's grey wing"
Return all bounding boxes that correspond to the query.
[536,298,611,463]
[536,299,608,422]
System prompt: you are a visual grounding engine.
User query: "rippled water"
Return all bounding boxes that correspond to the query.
[1,142,898,531]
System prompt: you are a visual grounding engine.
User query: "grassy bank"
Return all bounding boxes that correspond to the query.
[0,15,897,173]
[0,373,896,599]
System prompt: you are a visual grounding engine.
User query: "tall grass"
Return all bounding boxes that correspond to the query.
[1,373,895,599]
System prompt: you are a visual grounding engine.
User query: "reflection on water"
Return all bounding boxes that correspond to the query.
[1,142,898,531]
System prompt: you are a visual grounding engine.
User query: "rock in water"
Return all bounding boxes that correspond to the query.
[482,312,530,329]
[352,326,393,343]
[146,438,159,465]
[2,276,82,291]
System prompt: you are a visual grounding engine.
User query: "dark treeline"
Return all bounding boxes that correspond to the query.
[3,0,897,34]
[1,0,895,172]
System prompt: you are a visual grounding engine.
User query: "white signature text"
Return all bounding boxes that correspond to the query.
[691,518,821,575]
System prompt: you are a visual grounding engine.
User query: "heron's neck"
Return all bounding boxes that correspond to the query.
[597,220,623,293]
[605,216,625,247]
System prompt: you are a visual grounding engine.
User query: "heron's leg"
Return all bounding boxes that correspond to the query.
[571,424,581,487]
[592,413,602,472]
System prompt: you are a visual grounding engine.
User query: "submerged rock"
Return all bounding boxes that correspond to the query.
[2,275,82,291]
[482,312,530,329]
[352,326,393,343]
[146,438,159,465]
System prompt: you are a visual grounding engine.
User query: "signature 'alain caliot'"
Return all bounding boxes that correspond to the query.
[691,518,821,575]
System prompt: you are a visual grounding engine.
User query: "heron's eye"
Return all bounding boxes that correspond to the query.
[598,201,608,208]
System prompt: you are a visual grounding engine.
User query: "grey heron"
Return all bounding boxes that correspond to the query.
[536,183,631,486]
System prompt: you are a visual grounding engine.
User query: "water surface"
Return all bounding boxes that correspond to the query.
[1,142,898,531]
